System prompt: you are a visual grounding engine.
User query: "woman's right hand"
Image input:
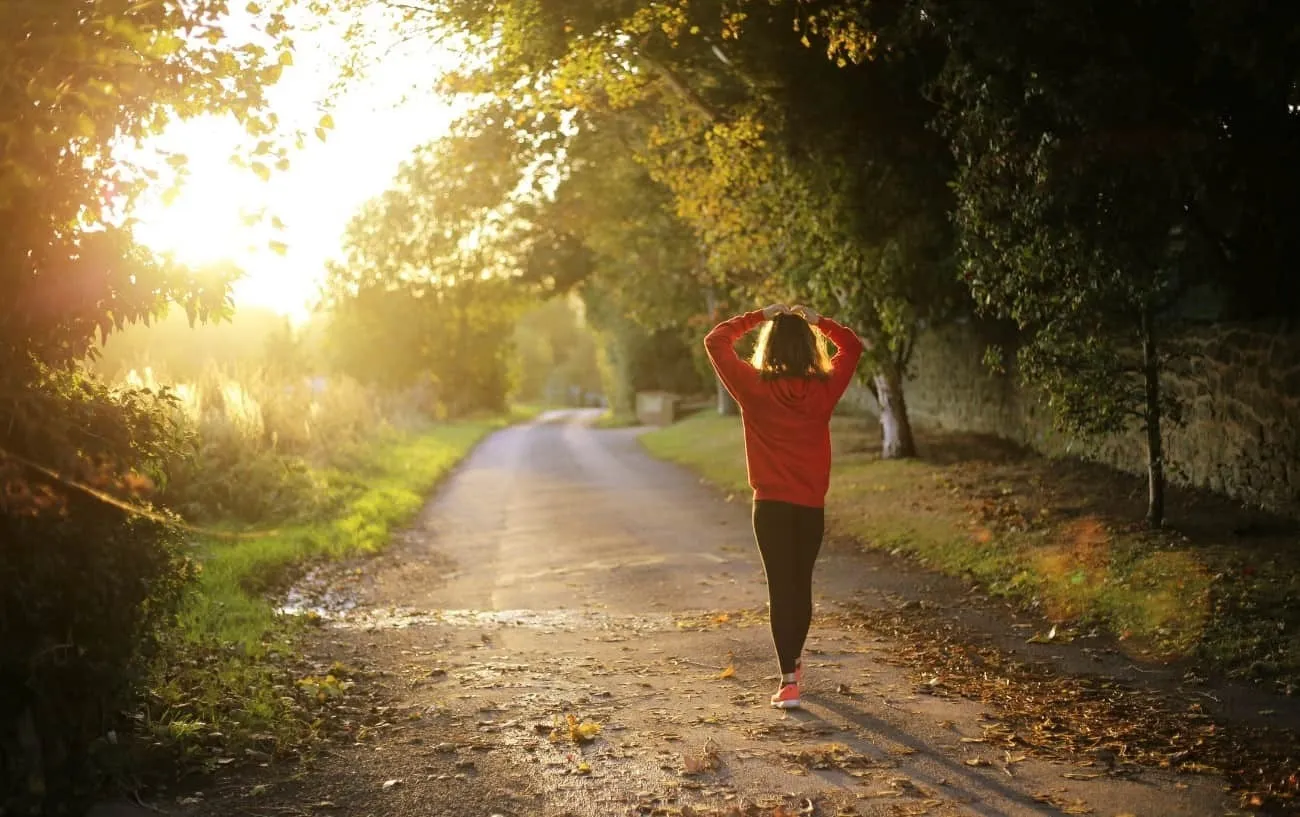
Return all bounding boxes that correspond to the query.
[761,303,790,320]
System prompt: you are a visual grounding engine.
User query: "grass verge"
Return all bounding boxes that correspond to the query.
[594,410,640,429]
[138,414,520,780]
[641,412,1300,692]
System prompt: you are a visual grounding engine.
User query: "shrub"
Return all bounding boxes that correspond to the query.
[0,498,194,814]
[140,366,382,526]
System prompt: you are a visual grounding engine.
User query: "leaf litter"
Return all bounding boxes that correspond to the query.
[829,603,1300,813]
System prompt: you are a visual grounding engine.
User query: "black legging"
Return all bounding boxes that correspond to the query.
[752,499,825,675]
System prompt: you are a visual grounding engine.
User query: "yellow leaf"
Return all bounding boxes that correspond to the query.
[560,713,602,743]
[319,113,335,130]
[715,664,735,680]
[279,50,294,66]
[250,162,271,181]
[575,761,591,775]
[269,240,288,255]
[246,2,262,13]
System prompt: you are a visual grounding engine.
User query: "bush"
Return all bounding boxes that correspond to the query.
[136,366,383,526]
[0,499,193,814]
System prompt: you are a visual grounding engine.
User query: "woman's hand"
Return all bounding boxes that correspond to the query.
[791,304,821,324]
[761,303,790,320]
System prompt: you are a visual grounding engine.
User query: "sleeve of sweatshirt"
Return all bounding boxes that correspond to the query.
[819,317,865,403]
[704,310,764,404]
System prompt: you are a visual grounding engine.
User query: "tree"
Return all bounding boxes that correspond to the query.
[0,1,296,808]
[2,0,296,484]
[323,126,527,414]
[387,0,963,456]
[926,0,1300,526]
[512,295,602,405]
[523,117,716,415]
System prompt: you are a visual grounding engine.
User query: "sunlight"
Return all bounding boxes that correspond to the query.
[128,9,469,322]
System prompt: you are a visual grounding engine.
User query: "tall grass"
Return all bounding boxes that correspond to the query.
[123,364,387,524]
[100,362,518,774]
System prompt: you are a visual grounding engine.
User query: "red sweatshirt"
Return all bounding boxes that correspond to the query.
[704,310,865,508]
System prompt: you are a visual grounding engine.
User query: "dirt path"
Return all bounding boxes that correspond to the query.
[176,410,1241,817]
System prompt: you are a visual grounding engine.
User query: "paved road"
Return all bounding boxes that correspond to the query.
[188,410,1233,817]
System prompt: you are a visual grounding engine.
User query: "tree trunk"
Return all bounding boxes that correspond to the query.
[873,366,917,459]
[716,380,738,415]
[1141,309,1165,528]
[704,286,738,416]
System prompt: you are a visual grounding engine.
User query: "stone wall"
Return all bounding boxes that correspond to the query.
[844,319,1300,519]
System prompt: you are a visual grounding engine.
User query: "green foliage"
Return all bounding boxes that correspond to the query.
[512,296,603,405]
[179,422,501,647]
[373,0,962,453]
[0,3,298,804]
[325,132,526,415]
[927,0,1247,521]
[1,499,194,813]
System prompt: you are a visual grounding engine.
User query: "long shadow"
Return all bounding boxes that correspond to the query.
[777,694,1070,816]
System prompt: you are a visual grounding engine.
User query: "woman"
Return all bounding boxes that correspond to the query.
[704,303,864,709]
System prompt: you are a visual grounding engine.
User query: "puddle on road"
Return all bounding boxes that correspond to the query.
[278,566,359,619]
[288,604,675,633]
[277,567,675,632]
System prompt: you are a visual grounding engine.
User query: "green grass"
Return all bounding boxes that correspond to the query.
[142,414,519,769]
[594,409,640,429]
[641,412,1293,685]
[639,413,747,487]
[180,420,502,648]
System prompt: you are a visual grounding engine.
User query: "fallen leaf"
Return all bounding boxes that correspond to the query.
[575,761,592,775]
[550,713,602,744]
[381,779,401,790]
[716,664,736,680]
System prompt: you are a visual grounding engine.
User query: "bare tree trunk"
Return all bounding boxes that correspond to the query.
[704,287,738,416]
[873,365,917,459]
[716,381,738,416]
[1141,308,1165,528]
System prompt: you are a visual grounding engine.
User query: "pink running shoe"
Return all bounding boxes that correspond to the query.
[770,682,801,709]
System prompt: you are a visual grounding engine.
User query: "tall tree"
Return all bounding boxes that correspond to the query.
[2,0,295,474]
[390,0,963,456]
[324,124,526,414]
[524,117,716,415]
[927,0,1300,526]
[0,2,297,808]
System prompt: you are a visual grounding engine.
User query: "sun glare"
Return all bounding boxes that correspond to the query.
[128,11,468,323]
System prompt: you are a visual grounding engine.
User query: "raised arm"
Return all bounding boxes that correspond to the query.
[704,309,767,403]
[818,317,865,402]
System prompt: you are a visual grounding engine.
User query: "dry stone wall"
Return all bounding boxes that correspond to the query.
[843,319,1300,519]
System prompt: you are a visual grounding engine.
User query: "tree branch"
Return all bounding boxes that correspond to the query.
[637,53,727,124]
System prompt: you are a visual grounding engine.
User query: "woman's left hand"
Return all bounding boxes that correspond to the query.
[761,303,790,320]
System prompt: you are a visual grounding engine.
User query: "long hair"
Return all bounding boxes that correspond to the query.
[750,313,832,380]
